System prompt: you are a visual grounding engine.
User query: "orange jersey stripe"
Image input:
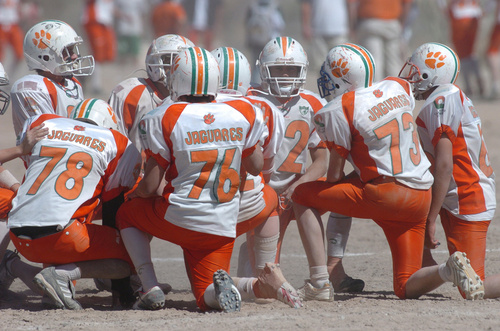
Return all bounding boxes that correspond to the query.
[123,85,147,132]
[222,99,257,137]
[43,78,58,112]
[341,91,379,181]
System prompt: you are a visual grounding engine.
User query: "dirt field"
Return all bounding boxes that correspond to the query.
[2,0,500,330]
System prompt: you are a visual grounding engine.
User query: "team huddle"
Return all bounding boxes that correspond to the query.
[0,18,497,312]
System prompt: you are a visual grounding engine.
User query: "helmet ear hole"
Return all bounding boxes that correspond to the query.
[335,84,340,89]
[422,73,428,79]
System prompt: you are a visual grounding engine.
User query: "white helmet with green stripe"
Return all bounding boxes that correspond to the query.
[257,36,308,97]
[211,47,251,96]
[318,43,376,100]
[399,42,460,100]
[169,47,220,102]
[69,98,118,130]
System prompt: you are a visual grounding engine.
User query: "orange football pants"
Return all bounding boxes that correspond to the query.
[117,196,235,311]
[0,188,15,219]
[292,175,431,299]
[10,219,132,267]
[236,183,278,237]
[83,23,116,62]
[440,209,489,282]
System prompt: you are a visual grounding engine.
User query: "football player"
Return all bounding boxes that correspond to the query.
[8,98,141,310]
[10,20,94,136]
[400,42,497,300]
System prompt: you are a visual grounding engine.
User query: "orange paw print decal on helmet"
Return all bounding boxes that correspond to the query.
[425,52,446,69]
[330,58,349,78]
[32,30,51,49]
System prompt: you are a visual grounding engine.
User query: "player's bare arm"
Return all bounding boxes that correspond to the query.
[326,148,346,183]
[132,157,165,199]
[0,123,48,164]
[242,145,264,176]
[425,135,453,249]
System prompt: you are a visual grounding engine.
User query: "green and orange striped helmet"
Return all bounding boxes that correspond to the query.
[211,47,251,96]
[70,98,118,130]
[318,43,376,99]
[169,47,220,102]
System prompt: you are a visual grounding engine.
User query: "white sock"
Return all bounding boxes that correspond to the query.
[233,277,256,300]
[254,233,279,270]
[438,263,452,282]
[203,284,220,309]
[136,262,158,292]
[326,213,352,258]
[310,266,329,288]
[54,263,81,281]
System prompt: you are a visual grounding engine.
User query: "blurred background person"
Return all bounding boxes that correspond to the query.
[151,0,187,38]
[487,0,500,99]
[0,0,24,73]
[348,0,413,81]
[114,0,149,66]
[184,0,222,50]
[439,0,485,98]
[245,0,285,84]
[301,0,349,81]
[81,0,116,95]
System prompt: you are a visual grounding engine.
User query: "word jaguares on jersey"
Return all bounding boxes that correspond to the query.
[367,94,411,122]
[47,129,107,152]
[185,127,244,145]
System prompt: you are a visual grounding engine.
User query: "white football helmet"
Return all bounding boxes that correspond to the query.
[317,43,376,100]
[257,36,308,97]
[69,98,118,130]
[169,47,220,102]
[399,42,460,100]
[211,47,251,96]
[145,34,195,86]
[0,62,9,115]
[23,20,95,76]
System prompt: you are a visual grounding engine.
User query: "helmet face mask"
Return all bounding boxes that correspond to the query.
[257,37,308,98]
[145,34,195,87]
[0,62,9,115]
[24,20,95,77]
[169,47,220,102]
[399,42,460,100]
[211,47,251,96]
[69,98,118,130]
[317,62,336,100]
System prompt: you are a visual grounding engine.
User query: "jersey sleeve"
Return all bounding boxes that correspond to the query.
[314,97,352,158]
[419,87,463,147]
[102,131,142,201]
[139,105,172,170]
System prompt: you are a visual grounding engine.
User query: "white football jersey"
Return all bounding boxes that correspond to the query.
[10,74,84,136]
[8,114,141,229]
[140,99,265,238]
[108,77,166,150]
[247,88,326,194]
[314,77,433,190]
[416,84,496,221]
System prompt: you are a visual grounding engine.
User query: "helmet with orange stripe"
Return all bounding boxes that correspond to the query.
[169,47,220,102]
[146,34,195,86]
[317,43,376,100]
[0,62,10,115]
[399,42,460,100]
[69,98,118,130]
[211,47,251,96]
[257,36,308,97]
[23,20,95,76]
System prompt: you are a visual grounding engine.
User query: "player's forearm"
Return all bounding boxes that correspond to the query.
[0,146,24,164]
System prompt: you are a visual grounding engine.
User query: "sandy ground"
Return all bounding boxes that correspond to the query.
[1,0,500,330]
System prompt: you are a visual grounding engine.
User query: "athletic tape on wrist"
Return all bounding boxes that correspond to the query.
[0,170,20,189]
